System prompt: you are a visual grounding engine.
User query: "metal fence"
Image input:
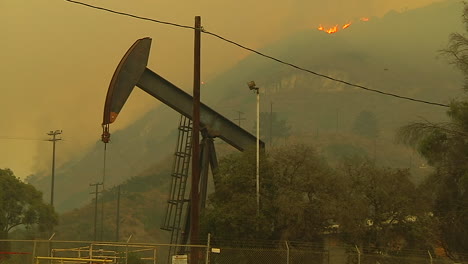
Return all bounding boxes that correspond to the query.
[0,239,176,264]
[209,247,327,264]
[0,239,462,264]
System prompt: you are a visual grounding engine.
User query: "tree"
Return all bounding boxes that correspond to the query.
[398,105,468,260]
[352,110,379,139]
[334,159,428,252]
[202,148,274,240]
[396,4,468,260]
[0,168,57,251]
[442,3,468,91]
[268,144,336,241]
[202,144,338,242]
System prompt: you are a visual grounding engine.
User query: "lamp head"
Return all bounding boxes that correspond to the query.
[247,81,258,90]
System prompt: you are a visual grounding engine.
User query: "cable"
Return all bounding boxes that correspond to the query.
[64,0,194,30]
[0,137,48,141]
[203,30,450,108]
[64,0,450,108]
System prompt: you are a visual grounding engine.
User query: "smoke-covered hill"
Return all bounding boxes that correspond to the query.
[28,0,464,218]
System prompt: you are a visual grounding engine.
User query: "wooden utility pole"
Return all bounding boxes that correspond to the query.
[115,185,121,242]
[47,130,62,207]
[190,15,202,264]
[270,102,273,148]
[90,182,103,241]
[101,145,107,241]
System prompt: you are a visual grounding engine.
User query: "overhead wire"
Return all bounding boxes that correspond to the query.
[0,137,48,141]
[63,0,450,109]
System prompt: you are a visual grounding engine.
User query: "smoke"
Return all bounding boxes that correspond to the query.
[0,0,444,178]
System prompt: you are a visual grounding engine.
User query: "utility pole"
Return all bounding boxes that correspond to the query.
[234,111,246,127]
[115,185,121,242]
[100,179,106,241]
[101,141,108,241]
[190,15,202,264]
[90,182,103,241]
[336,108,339,133]
[47,130,62,207]
[247,81,260,217]
[270,102,273,148]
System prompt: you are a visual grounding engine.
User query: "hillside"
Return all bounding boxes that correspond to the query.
[27,0,464,223]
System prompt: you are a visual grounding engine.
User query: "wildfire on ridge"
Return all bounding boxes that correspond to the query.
[317,17,369,34]
[326,25,338,34]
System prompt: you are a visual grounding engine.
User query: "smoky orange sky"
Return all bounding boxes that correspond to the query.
[0,0,448,178]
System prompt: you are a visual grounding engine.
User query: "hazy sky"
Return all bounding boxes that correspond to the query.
[0,0,449,178]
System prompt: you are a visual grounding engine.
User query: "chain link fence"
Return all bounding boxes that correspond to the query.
[207,240,327,264]
[0,239,463,264]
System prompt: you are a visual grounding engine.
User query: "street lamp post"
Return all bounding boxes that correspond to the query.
[247,81,260,217]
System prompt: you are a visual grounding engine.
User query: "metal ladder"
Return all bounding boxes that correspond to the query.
[161,115,193,260]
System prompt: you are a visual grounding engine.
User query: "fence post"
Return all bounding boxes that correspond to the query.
[31,240,37,264]
[205,233,211,264]
[428,250,433,264]
[153,247,157,264]
[285,241,290,264]
[355,245,361,264]
[90,244,93,264]
[48,233,55,264]
[125,234,132,264]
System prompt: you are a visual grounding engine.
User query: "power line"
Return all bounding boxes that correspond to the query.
[64,0,193,30]
[64,0,450,108]
[0,137,48,141]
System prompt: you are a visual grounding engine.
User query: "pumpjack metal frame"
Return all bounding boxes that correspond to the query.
[101,37,264,259]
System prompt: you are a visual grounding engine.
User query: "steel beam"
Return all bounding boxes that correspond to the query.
[137,68,264,151]
[103,37,264,151]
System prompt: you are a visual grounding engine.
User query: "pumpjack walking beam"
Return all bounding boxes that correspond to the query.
[102,37,263,151]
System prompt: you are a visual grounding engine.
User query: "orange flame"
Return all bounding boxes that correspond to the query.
[316,17,369,34]
[325,25,339,34]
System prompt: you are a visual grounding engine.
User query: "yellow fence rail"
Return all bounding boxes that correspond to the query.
[35,256,113,263]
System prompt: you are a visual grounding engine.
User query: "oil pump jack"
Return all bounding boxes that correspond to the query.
[101,37,264,259]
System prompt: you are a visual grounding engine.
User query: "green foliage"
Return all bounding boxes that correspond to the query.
[268,144,336,241]
[0,168,57,236]
[0,168,57,254]
[203,146,429,253]
[352,110,379,139]
[398,111,468,259]
[202,148,274,240]
[335,159,428,250]
[204,145,339,242]
[441,3,468,91]
[397,4,468,259]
